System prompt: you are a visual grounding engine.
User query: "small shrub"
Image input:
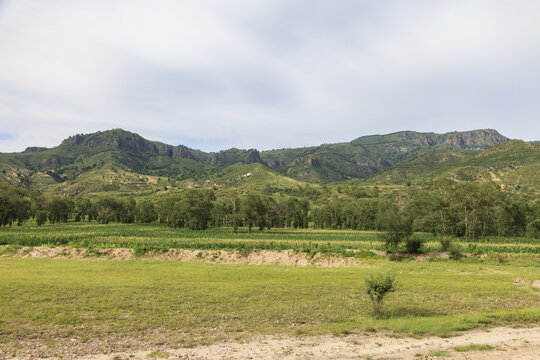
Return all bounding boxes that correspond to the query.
[497,254,507,264]
[439,237,452,251]
[388,253,403,262]
[448,244,463,260]
[405,236,424,254]
[467,243,482,255]
[364,272,399,314]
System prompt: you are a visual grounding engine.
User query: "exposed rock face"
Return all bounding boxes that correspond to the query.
[356,160,390,168]
[59,129,197,160]
[210,148,261,166]
[61,130,157,153]
[412,136,434,146]
[266,160,286,169]
[245,149,261,164]
[437,129,508,148]
[172,146,196,160]
[23,147,48,153]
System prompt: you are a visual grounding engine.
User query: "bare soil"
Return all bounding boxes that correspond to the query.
[12,326,539,360]
[0,245,459,268]
[1,246,382,268]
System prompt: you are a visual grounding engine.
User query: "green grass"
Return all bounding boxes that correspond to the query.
[0,222,538,255]
[427,350,450,357]
[453,343,495,352]
[0,257,538,355]
[147,350,170,358]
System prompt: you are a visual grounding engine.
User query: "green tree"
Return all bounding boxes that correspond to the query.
[135,199,157,223]
[242,193,266,232]
[364,272,398,314]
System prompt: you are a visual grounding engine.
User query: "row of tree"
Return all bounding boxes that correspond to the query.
[0,180,538,238]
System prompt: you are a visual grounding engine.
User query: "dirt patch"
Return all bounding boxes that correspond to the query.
[0,246,486,267]
[449,270,472,275]
[0,246,378,268]
[482,268,510,274]
[17,326,540,360]
[370,249,454,261]
[514,278,533,286]
[513,278,540,295]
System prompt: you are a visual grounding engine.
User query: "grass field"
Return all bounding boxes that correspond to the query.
[0,223,538,358]
[1,222,539,254]
[0,257,539,358]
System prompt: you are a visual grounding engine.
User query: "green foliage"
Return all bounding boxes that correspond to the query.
[404,236,424,254]
[526,219,540,239]
[453,343,494,352]
[364,272,399,313]
[0,128,523,194]
[162,189,216,230]
[439,237,452,251]
[135,199,157,223]
[0,182,32,226]
[377,206,413,250]
[35,210,48,226]
[448,244,464,260]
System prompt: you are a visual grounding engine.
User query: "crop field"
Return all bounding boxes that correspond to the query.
[0,222,539,254]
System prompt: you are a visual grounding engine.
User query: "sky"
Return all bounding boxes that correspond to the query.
[0,0,539,153]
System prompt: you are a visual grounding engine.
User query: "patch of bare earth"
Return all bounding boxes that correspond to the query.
[0,246,381,268]
[12,326,539,360]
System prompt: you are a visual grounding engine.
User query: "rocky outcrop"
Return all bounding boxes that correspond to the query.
[356,159,390,168]
[210,148,261,166]
[172,146,196,160]
[266,160,286,169]
[23,147,48,153]
[245,149,261,164]
[59,129,197,160]
[437,129,508,148]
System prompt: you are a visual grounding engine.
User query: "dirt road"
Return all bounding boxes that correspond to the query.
[60,326,540,360]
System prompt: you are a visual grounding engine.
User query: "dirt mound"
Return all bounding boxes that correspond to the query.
[0,246,379,268]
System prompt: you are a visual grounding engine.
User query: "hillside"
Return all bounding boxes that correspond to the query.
[0,128,527,196]
[260,129,508,183]
[371,140,540,194]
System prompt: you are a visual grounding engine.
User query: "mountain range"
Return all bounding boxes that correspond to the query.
[0,128,538,196]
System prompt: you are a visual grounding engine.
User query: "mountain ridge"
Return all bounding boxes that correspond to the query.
[1,128,530,196]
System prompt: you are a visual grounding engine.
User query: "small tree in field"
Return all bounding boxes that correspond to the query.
[364,272,398,314]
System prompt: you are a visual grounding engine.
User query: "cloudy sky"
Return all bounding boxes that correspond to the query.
[1,0,539,152]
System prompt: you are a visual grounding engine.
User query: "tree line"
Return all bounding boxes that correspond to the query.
[0,180,538,238]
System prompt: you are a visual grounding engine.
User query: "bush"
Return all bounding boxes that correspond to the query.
[383,220,413,250]
[526,219,540,239]
[364,272,399,314]
[439,237,452,251]
[404,236,424,254]
[448,243,463,260]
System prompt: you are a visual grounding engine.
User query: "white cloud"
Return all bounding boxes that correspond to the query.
[0,0,539,152]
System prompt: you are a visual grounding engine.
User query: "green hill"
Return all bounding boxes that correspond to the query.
[0,128,525,196]
[261,129,507,183]
[371,140,540,194]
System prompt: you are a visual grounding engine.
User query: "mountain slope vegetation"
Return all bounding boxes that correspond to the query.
[1,128,536,196]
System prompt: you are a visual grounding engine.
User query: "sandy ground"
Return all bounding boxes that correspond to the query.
[0,245,453,267]
[23,326,538,360]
